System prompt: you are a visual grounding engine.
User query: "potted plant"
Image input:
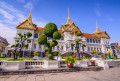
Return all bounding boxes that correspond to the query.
[65,55,77,68]
[1,52,4,56]
[90,50,96,66]
[33,51,39,60]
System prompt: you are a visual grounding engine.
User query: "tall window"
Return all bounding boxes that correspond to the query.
[34,44,36,49]
[98,40,100,43]
[91,47,93,51]
[71,46,73,51]
[90,39,92,43]
[93,39,95,43]
[87,39,89,43]
[100,48,101,51]
[88,47,90,52]
[96,40,98,43]
[34,33,38,38]
[97,48,99,52]
[94,48,96,51]
[61,36,64,40]
[61,46,63,50]
[39,45,41,49]
[57,46,59,50]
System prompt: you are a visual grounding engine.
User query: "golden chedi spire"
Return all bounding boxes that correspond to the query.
[95,21,100,33]
[66,8,73,24]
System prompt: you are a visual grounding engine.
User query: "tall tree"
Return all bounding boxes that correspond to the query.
[37,23,61,59]
[11,32,32,59]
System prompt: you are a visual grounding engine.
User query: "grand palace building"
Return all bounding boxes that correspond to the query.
[8,10,111,58]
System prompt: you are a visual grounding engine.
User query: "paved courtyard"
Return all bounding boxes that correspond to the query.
[0,67,120,81]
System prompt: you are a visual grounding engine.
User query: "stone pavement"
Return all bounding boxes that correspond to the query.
[0,67,120,81]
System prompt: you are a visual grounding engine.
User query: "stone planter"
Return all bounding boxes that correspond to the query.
[90,60,95,66]
[33,55,39,60]
[1,60,25,71]
[90,57,98,66]
[42,60,60,68]
[74,60,89,67]
[53,56,58,60]
[67,63,73,68]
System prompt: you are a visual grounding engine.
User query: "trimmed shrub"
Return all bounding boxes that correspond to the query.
[47,54,52,59]
[53,52,59,56]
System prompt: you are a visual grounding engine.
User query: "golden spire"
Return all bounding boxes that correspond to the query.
[66,8,73,24]
[28,10,32,24]
[95,21,100,33]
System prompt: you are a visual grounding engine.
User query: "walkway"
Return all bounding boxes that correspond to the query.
[0,67,120,81]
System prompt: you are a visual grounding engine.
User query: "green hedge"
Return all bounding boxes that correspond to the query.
[53,52,59,56]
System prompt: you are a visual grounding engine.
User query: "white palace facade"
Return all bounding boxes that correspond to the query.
[8,11,110,58]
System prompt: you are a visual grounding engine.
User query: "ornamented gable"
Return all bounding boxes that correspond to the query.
[16,11,36,30]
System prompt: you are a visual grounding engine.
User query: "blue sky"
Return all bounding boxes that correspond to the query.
[0,0,120,44]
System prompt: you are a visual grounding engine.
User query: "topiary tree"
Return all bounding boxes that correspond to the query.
[38,23,61,59]
[11,32,32,59]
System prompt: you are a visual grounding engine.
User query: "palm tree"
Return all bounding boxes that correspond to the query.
[91,50,96,57]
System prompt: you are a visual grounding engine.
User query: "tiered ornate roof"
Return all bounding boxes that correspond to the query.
[60,9,110,39]
[16,11,36,30]
[16,10,110,39]
[60,8,82,35]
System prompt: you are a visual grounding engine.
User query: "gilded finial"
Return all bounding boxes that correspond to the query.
[95,21,100,33]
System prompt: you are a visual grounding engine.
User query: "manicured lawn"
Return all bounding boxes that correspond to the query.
[46,59,57,61]
[0,57,33,61]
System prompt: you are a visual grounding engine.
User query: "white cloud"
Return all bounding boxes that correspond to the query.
[34,21,46,28]
[24,2,33,10]
[0,8,14,20]
[0,23,16,43]
[0,1,47,43]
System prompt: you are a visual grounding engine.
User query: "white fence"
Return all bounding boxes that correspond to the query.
[25,60,44,68]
